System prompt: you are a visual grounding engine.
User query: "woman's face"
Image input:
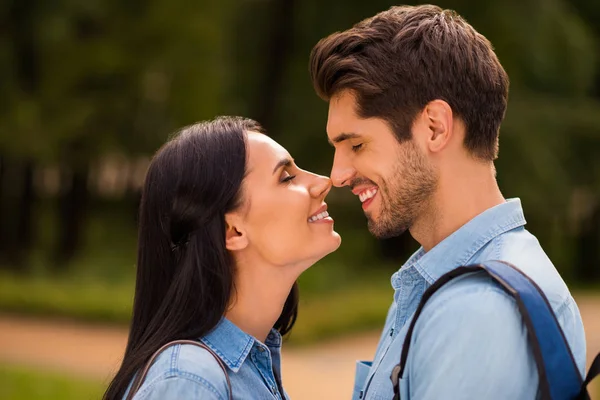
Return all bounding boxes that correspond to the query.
[228,132,341,268]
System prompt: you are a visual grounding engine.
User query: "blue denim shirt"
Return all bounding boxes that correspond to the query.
[125,318,289,400]
[353,199,587,400]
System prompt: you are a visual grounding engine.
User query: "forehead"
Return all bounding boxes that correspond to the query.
[246,132,289,169]
[326,91,395,143]
[326,91,361,138]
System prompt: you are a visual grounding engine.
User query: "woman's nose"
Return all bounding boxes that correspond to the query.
[309,174,332,198]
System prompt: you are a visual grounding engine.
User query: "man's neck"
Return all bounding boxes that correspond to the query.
[410,162,505,252]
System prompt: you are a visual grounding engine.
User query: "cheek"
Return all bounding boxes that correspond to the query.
[356,160,383,186]
[381,160,404,191]
[351,158,369,179]
[246,189,311,255]
[354,151,386,180]
[250,188,309,224]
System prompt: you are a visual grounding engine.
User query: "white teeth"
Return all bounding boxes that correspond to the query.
[358,188,378,203]
[308,210,330,222]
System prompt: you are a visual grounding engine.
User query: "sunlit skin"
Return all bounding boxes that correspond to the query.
[225,132,341,341]
[326,90,505,251]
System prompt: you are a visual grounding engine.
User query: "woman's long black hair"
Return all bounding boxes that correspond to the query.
[103,117,299,400]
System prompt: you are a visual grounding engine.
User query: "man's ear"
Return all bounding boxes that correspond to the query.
[423,99,453,154]
[225,213,248,251]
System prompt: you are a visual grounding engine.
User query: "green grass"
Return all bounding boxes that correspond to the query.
[0,265,394,345]
[0,272,134,325]
[0,364,104,400]
[291,278,392,344]
[1,257,598,347]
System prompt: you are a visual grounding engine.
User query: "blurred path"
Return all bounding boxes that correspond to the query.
[1,294,599,399]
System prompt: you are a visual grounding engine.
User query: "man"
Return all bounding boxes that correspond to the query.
[309,5,586,400]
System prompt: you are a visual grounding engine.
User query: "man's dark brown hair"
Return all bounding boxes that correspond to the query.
[309,5,509,161]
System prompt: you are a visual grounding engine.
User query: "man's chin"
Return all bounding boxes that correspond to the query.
[367,217,409,239]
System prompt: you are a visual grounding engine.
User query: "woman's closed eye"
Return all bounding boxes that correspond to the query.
[280,171,296,183]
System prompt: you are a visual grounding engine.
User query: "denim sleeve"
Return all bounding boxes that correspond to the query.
[407,284,539,400]
[134,374,227,400]
[556,298,587,376]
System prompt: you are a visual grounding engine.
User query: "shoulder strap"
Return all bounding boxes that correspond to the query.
[390,260,587,400]
[126,339,233,400]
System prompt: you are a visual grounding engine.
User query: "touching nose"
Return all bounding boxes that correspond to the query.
[330,151,355,187]
[310,174,332,199]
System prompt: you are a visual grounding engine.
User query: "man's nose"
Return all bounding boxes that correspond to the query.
[330,152,355,187]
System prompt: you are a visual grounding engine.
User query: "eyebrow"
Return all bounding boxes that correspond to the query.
[272,158,292,175]
[328,132,362,146]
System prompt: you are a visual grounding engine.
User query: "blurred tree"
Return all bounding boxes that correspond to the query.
[0,0,40,270]
[0,0,235,269]
[0,0,599,282]
[565,0,600,281]
[228,0,297,135]
[251,0,297,133]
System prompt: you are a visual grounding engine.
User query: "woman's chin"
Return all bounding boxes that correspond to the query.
[330,231,342,250]
[311,233,342,262]
[287,233,342,272]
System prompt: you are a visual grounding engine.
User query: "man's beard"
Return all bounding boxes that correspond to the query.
[367,141,438,239]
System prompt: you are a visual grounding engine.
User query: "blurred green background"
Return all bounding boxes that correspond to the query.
[1,0,599,398]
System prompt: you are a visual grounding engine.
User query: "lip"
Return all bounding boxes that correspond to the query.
[308,204,334,224]
[361,191,377,210]
[352,186,378,210]
[309,204,328,219]
[352,186,378,196]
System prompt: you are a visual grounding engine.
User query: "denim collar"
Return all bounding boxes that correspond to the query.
[392,198,526,288]
[201,317,282,373]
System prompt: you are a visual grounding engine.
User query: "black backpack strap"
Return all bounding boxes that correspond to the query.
[391,261,587,400]
[581,352,600,398]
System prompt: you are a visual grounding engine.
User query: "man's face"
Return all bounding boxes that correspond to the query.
[326,91,437,239]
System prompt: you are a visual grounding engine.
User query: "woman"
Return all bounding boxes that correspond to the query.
[103,116,341,400]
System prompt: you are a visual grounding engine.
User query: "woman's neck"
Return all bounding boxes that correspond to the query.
[225,260,299,343]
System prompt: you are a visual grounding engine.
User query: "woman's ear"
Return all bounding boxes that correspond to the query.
[225,213,248,251]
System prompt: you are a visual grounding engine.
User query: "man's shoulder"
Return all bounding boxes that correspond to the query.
[420,271,515,322]
[405,266,542,399]
[415,231,585,360]
[474,226,572,309]
[410,272,533,369]
[410,259,586,377]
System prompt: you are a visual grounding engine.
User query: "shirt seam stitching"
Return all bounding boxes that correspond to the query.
[136,371,226,400]
[170,345,179,373]
[415,218,524,284]
[553,296,571,316]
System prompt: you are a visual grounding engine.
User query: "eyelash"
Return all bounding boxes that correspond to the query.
[351,144,363,152]
[281,175,296,183]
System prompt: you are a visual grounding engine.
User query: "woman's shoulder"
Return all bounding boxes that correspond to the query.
[133,343,230,400]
